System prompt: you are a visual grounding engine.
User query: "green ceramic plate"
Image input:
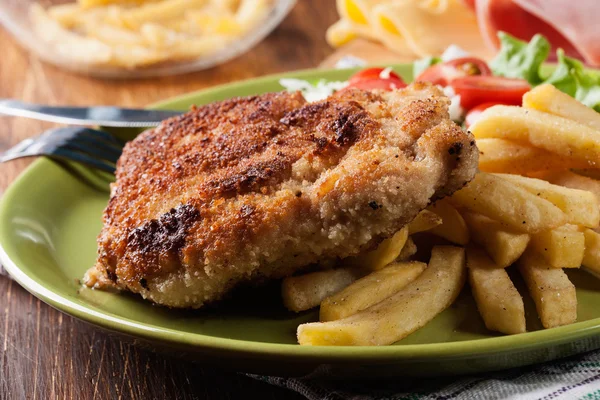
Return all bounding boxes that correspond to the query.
[3,64,600,378]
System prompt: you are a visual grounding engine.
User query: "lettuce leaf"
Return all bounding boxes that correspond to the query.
[545,50,600,111]
[490,32,600,111]
[490,32,550,85]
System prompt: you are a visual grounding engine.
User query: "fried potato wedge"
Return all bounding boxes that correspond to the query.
[450,172,566,233]
[320,261,427,322]
[282,268,363,312]
[496,174,600,228]
[476,138,591,174]
[427,199,469,245]
[583,229,600,276]
[523,84,600,131]
[470,105,600,167]
[347,227,409,271]
[467,247,525,334]
[518,249,577,329]
[462,212,530,268]
[408,210,443,235]
[297,246,466,346]
[531,225,585,269]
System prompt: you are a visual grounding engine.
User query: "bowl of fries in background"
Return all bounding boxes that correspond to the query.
[0,0,296,78]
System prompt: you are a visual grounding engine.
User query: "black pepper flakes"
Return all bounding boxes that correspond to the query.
[368,201,381,210]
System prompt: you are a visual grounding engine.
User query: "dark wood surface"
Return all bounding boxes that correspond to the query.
[0,2,338,398]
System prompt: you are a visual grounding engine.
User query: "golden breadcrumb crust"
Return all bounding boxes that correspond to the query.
[85,83,478,308]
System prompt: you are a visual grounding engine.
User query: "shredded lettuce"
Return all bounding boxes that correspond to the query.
[279,78,348,102]
[490,32,550,85]
[490,32,600,111]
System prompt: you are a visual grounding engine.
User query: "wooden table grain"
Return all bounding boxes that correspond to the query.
[0,2,339,398]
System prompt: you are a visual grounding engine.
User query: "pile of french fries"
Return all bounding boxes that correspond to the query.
[29,0,272,69]
[284,83,600,346]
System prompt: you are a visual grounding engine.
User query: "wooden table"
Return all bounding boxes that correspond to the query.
[0,2,339,398]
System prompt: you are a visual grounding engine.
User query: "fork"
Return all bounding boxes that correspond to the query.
[0,127,123,173]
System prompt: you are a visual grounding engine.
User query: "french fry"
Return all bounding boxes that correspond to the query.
[530,225,585,268]
[467,247,526,334]
[320,261,427,321]
[462,212,530,268]
[583,229,600,276]
[297,246,465,346]
[476,138,591,174]
[218,0,242,13]
[427,199,469,245]
[167,36,225,61]
[282,268,363,312]
[346,227,409,271]
[470,105,600,167]
[185,11,242,35]
[81,21,148,47]
[408,210,442,234]
[543,171,600,215]
[450,172,566,233]
[496,174,600,228]
[47,3,89,28]
[119,0,207,29]
[518,249,577,329]
[79,0,150,8]
[397,237,417,261]
[235,0,271,28]
[523,84,600,131]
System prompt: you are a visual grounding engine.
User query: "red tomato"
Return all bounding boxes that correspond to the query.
[348,67,402,84]
[464,102,501,128]
[347,67,407,91]
[450,76,531,110]
[416,57,491,86]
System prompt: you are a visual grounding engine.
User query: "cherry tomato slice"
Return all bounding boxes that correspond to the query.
[346,68,407,91]
[416,57,491,86]
[348,67,402,84]
[464,102,502,128]
[450,76,531,110]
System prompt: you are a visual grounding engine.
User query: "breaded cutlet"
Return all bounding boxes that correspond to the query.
[85,82,478,308]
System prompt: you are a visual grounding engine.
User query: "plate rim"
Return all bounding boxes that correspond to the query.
[2,63,600,363]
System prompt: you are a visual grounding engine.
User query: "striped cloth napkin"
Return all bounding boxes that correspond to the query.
[249,350,600,400]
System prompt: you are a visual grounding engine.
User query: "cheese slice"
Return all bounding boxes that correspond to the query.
[337,0,387,25]
[371,0,487,58]
[326,19,359,47]
[329,0,386,46]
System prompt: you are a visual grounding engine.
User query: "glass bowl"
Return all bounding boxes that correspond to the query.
[0,0,297,79]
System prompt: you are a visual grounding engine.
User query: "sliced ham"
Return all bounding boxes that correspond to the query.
[476,0,599,66]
